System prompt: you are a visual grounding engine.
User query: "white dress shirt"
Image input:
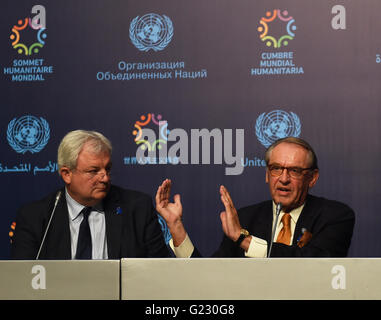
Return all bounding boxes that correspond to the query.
[170,202,305,258]
[244,202,305,258]
[65,189,108,259]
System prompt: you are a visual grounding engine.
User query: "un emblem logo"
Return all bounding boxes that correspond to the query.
[129,13,173,52]
[255,110,301,148]
[7,115,50,154]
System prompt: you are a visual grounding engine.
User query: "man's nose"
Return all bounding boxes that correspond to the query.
[279,168,291,182]
[98,170,111,181]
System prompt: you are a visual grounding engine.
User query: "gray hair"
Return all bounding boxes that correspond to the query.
[265,137,318,170]
[57,130,112,170]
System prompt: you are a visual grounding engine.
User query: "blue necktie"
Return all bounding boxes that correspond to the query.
[76,207,92,259]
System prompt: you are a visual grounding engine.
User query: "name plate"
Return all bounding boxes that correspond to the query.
[0,260,120,300]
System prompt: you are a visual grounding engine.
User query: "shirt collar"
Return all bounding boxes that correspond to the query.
[65,188,104,221]
[272,201,305,225]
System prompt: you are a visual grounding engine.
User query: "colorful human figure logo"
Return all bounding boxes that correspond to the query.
[10,17,47,55]
[257,9,297,48]
[132,113,169,151]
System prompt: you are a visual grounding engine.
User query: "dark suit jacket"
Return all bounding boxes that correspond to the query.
[11,185,170,259]
[193,194,355,258]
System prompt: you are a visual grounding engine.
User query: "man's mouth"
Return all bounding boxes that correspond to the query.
[95,185,109,192]
[277,187,291,195]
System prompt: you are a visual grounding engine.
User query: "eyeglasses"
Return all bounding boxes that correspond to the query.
[267,164,313,179]
[74,168,111,179]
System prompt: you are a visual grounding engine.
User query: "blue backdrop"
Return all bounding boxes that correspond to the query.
[1,0,380,258]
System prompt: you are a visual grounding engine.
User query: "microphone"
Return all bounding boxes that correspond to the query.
[36,191,62,260]
[267,202,282,258]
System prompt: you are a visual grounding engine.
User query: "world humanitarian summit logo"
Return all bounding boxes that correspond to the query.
[255,110,301,148]
[9,17,47,56]
[132,113,169,151]
[7,115,50,154]
[129,13,173,52]
[257,9,296,48]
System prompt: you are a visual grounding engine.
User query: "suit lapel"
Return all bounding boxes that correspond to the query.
[47,191,72,259]
[247,200,273,243]
[263,201,274,243]
[103,187,123,259]
[293,195,317,245]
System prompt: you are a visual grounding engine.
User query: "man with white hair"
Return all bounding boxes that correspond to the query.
[11,130,171,259]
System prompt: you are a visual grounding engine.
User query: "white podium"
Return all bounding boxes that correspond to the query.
[121,258,381,300]
[2,258,381,300]
[0,260,120,300]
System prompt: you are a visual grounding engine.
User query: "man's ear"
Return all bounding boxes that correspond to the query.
[308,169,319,188]
[265,168,269,184]
[59,166,72,184]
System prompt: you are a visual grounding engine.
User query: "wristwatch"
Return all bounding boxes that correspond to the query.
[236,228,250,246]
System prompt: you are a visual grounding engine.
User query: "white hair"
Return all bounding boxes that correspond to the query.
[57,130,112,170]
